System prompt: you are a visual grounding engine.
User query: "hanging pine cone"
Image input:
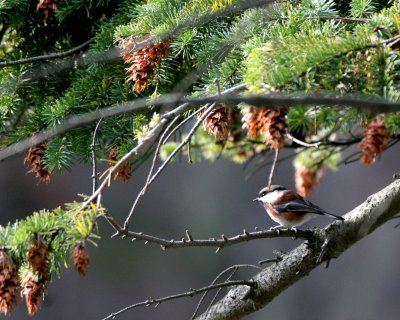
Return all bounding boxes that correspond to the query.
[202,105,232,139]
[36,0,57,22]
[20,274,46,315]
[27,239,49,281]
[72,242,90,277]
[108,148,132,182]
[24,144,51,183]
[259,109,287,150]
[359,116,388,164]
[121,39,171,93]
[241,106,260,138]
[0,248,19,315]
[242,107,287,149]
[294,164,323,198]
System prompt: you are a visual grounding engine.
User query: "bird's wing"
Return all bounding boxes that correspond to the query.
[272,199,325,215]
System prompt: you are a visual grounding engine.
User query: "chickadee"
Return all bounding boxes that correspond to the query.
[253,185,344,230]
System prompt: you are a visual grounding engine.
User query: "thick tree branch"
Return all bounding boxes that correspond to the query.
[3,89,400,162]
[194,179,400,319]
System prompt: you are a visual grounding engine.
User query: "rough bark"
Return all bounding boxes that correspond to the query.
[196,179,400,320]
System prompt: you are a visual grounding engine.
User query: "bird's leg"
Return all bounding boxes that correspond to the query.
[269,225,285,236]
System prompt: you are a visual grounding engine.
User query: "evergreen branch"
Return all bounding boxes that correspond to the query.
[101,280,256,320]
[4,88,400,162]
[194,179,400,319]
[0,38,95,68]
[117,228,315,250]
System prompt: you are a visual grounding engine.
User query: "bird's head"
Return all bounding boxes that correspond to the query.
[253,185,288,204]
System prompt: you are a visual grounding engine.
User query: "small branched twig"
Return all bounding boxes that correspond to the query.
[101,279,256,320]
[0,38,95,68]
[123,103,216,230]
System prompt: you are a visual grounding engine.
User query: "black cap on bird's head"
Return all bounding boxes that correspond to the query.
[253,185,287,202]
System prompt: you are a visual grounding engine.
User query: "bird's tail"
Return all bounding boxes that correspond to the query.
[324,212,344,221]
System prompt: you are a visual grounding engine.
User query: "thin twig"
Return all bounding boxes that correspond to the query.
[286,132,321,148]
[101,280,256,320]
[0,38,95,68]
[268,149,280,187]
[142,115,181,194]
[191,264,260,319]
[123,103,216,230]
[91,119,103,195]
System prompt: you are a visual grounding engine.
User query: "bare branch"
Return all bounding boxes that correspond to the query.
[91,119,103,195]
[101,280,256,320]
[116,228,315,250]
[194,179,400,319]
[123,103,216,229]
[192,264,261,320]
[0,38,95,68]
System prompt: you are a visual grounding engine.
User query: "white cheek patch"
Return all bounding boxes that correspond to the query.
[259,190,287,203]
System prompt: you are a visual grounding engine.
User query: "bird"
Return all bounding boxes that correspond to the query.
[253,185,344,230]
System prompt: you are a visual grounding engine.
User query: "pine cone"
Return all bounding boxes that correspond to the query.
[121,39,171,93]
[242,107,287,149]
[24,144,51,183]
[359,116,388,164]
[202,105,232,139]
[0,248,19,315]
[261,109,287,150]
[295,164,322,198]
[20,275,46,315]
[27,240,49,281]
[108,148,132,182]
[241,106,260,138]
[36,0,57,22]
[72,242,90,277]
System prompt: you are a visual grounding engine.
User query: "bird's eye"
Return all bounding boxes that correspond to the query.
[260,191,267,197]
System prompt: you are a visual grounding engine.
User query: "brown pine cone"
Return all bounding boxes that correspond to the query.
[27,240,49,281]
[260,109,287,150]
[202,105,232,139]
[20,275,46,315]
[108,148,132,182]
[0,248,19,315]
[24,144,51,183]
[72,242,90,277]
[359,116,388,164]
[242,107,287,149]
[295,164,322,198]
[121,39,171,93]
[36,0,57,22]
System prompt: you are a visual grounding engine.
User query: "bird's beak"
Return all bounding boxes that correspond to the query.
[253,198,260,202]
